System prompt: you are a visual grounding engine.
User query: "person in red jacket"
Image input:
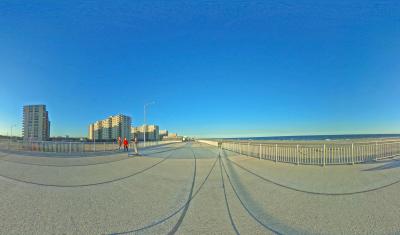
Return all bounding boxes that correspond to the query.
[123,137,129,152]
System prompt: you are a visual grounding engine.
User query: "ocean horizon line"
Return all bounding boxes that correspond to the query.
[214,133,400,141]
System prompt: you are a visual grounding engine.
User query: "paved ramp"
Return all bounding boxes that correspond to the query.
[0,142,399,234]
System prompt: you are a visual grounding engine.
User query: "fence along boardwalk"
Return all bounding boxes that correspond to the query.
[221,140,400,166]
[0,140,179,153]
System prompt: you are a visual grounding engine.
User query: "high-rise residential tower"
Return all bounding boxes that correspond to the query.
[22,105,50,141]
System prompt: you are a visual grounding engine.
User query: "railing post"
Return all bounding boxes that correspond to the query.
[375,142,378,160]
[398,142,400,156]
[351,143,354,164]
[323,144,326,166]
[69,142,72,154]
[259,144,262,160]
[296,144,299,165]
[275,144,278,162]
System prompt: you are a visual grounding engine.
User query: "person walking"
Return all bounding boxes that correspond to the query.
[118,136,122,150]
[123,137,129,152]
[133,137,139,155]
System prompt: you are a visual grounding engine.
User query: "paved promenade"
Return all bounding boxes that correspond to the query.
[0,142,400,234]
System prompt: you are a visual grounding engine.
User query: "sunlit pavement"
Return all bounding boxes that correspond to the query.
[0,142,400,234]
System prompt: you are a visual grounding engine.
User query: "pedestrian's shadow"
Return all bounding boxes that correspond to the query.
[363,158,400,171]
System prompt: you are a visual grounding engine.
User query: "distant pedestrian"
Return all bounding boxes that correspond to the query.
[133,137,139,155]
[123,137,129,152]
[118,136,122,150]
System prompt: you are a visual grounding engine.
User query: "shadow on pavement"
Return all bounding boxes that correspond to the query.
[363,159,400,171]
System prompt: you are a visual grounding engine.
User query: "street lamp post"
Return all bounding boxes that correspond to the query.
[6,131,9,150]
[93,129,96,152]
[143,101,155,147]
[9,124,17,150]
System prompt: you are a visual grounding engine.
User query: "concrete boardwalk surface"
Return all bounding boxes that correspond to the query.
[0,142,400,234]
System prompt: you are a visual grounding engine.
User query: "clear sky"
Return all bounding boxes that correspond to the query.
[0,1,399,138]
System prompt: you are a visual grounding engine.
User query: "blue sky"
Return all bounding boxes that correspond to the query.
[0,1,399,138]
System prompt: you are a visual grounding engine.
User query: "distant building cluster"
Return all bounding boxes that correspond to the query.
[159,130,168,139]
[88,114,131,141]
[132,126,180,141]
[87,115,181,142]
[163,132,181,141]
[20,104,182,142]
[88,119,181,142]
[132,125,159,141]
[23,105,50,141]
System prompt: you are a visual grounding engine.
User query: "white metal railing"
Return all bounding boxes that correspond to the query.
[0,139,179,153]
[219,140,400,165]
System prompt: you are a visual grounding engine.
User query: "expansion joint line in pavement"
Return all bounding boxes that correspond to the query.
[0,151,109,159]
[140,143,187,156]
[0,153,11,162]
[111,150,219,235]
[0,155,131,167]
[220,155,283,235]
[223,150,400,196]
[0,151,176,188]
[166,147,197,235]
[140,146,183,156]
[219,154,240,235]
[0,153,10,158]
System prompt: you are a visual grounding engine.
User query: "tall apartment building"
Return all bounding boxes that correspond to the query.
[23,105,50,141]
[88,114,131,141]
[132,124,160,141]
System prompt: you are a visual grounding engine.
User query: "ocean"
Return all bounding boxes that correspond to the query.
[224,134,400,141]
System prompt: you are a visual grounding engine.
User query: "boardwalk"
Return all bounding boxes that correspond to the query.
[0,142,399,234]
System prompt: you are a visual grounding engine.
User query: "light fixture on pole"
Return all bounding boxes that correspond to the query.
[144,101,155,147]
